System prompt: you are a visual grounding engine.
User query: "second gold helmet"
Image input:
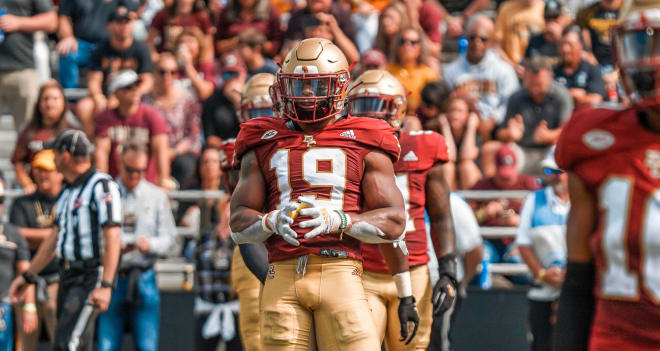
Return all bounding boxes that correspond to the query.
[240,73,277,123]
[347,70,407,129]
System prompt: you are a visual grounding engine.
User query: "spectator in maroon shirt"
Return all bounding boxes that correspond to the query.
[94,70,174,190]
[173,27,216,100]
[215,0,282,57]
[13,80,73,194]
[469,144,540,228]
[148,0,214,57]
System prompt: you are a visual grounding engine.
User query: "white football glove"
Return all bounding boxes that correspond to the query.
[297,198,352,239]
[262,202,302,246]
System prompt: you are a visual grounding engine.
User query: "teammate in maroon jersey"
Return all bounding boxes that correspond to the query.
[553,1,660,350]
[348,69,457,350]
[229,39,406,350]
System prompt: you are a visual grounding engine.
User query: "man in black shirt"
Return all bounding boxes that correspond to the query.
[75,6,153,137]
[576,0,621,68]
[524,0,565,67]
[202,69,245,147]
[9,150,63,351]
[554,26,606,108]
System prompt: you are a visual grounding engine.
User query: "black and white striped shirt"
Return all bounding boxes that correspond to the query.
[55,168,122,261]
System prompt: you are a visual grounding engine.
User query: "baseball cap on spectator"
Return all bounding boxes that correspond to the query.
[495,145,518,179]
[44,130,95,157]
[32,150,56,171]
[544,0,562,19]
[361,50,387,70]
[219,52,246,81]
[109,6,135,22]
[107,69,139,94]
[540,146,563,174]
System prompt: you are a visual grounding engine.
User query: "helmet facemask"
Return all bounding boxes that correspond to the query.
[278,71,350,123]
[348,92,406,129]
[240,96,274,123]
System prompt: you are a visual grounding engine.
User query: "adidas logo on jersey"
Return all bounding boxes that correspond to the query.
[340,130,356,139]
[403,151,418,162]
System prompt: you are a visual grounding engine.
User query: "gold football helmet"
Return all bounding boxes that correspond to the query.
[613,0,660,107]
[240,73,277,123]
[347,70,407,129]
[276,38,351,123]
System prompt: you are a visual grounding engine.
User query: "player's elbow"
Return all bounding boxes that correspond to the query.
[384,209,406,240]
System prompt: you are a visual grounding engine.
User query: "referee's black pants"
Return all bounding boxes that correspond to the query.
[54,266,101,351]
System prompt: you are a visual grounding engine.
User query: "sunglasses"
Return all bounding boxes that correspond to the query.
[399,38,420,46]
[119,81,141,91]
[124,165,147,174]
[158,68,177,76]
[469,35,490,43]
[543,167,564,175]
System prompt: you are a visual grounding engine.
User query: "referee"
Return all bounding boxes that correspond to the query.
[9,129,122,351]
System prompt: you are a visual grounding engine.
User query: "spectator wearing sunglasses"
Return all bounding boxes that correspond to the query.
[386,27,437,111]
[201,53,246,147]
[443,15,519,137]
[515,147,568,351]
[143,53,202,188]
[94,70,175,190]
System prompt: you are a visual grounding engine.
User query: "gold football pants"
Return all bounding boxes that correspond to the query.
[363,264,433,351]
[231,246,263,351]
[260,254,380,351]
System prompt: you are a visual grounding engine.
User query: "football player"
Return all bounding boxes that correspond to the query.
[553,1,660,350]
[222,73,278,351]
[348,70,458,351]
[229,38,406,350]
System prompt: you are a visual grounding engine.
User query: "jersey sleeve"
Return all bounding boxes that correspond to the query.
[220,140,236,171]
[429,132,449,163]
[94,179,122,227]
[378,126,401,162]
[555,108,603,171]
[345,117,400,162]
[234,117,288,166]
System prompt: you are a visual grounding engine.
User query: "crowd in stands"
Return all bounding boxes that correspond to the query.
[0,0,624,347]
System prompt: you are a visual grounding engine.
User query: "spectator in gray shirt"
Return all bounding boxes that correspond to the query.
[0,0,57,130]
[493,56,573,176]
[97,143,175,351]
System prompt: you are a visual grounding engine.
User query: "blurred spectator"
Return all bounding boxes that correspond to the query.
[401,0,444,58]
[143,53,202,188]
[493,0,545,69]
[443,15,520,135]
[373,2,411,58]
[76,6,154,137]
[237,29,279,78]
[0,176,32,351]
[301,11,360,64]
[434,0,490,39]
[493,57,573,176]
[351,0,379,53]
[9,152,61,351]
[94,70,173,189]
[515,148,568,351]
[286,0,356,44]
[470,144,540,228]
[202,55,246,146]
[417,81,452,124]
[193,215,241,351]
[215,0,283,57]
[98,144,175,351]
[57,0,141,89]
[173,28,216,100]
[433,95,483,190]
[387,27,438,111]
[524,0,565,67]
[148,0,214,56]
[178,146,223,234]
[576,0,621,68]
[553,25,606,108]
[353,49,387,77]
[0,0,56,130]
[12,81,72,194]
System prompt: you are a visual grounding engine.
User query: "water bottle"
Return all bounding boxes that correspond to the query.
[458,36,468,55]
[479,259,492,290]
[0,10,6,44]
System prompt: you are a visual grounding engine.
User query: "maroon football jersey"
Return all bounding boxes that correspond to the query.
[556,106,660,351]
[234,116,401,263]
[362,131,449,273]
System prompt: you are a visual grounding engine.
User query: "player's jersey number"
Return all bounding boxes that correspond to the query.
[395,173,415,232]
[270,148,347,211]
[600,176,660,303]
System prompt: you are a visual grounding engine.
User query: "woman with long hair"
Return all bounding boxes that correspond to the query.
[373,2,411,56]
[143,53,203,188]
[387,27,438,111]
[12,80,71,193]
[148,0,214,58]
[215,0,282,57]
[173,27,216,100]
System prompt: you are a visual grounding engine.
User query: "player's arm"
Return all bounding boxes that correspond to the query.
[553,172,597,351]
[426,162,459,315]
[298,150,405,242]
[229,151,299,246]
[380,244,419,344]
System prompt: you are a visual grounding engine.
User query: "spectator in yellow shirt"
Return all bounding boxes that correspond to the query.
[387,27,437,111]
[494,0,546,71]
